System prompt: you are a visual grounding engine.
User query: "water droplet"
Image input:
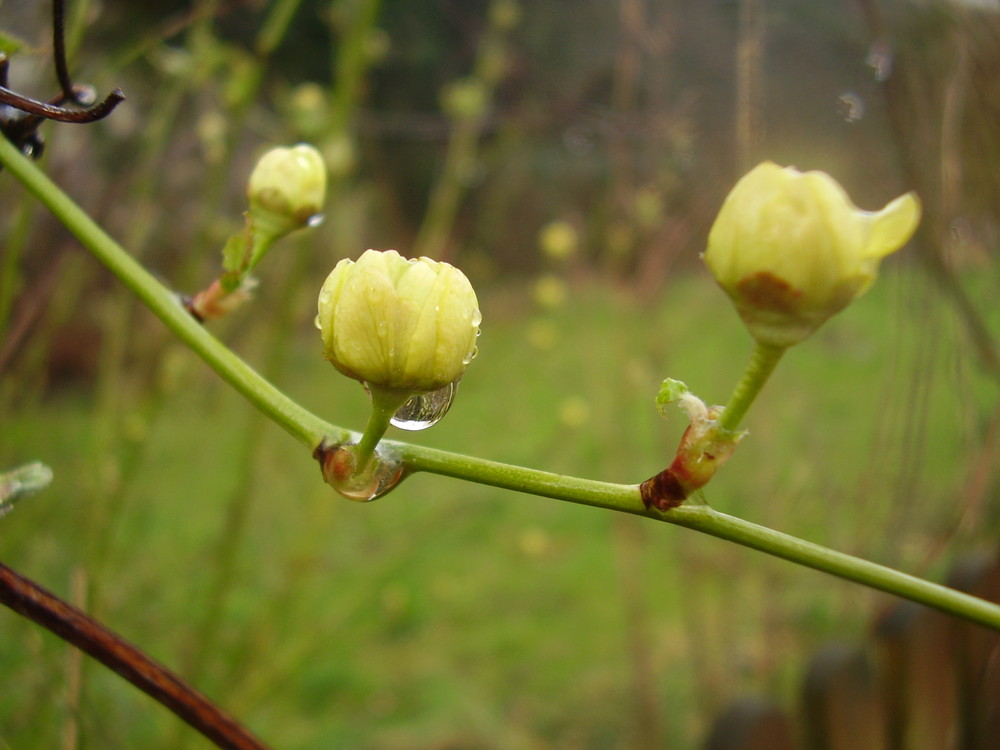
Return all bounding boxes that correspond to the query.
[313,313,323,330]
[471,309,483,328]
[390,381,459,430]
[74,85,98,107]
[866,41,893,82]
[837,92,865,122]
[307,214,325,228]
[318,442,405,502]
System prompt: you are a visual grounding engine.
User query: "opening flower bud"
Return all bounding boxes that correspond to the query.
[318,249,481,395]
[704,162,921,348]
[247,144,327,238]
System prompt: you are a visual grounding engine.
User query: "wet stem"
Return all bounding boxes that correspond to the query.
[3,136,1000,632]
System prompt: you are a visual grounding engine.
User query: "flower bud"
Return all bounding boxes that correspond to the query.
[318,249,481,394]
[704,162,920,348]
[247,144,327,238]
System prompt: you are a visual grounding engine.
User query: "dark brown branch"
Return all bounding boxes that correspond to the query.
[52,0,78,103]
[0,561,270,750]
[0,84,126,123]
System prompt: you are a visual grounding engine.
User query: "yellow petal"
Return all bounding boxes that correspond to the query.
[866,192,921,260]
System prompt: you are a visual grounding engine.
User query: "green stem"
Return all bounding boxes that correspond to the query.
[354,389,411,468]
[0,136,338,450]
[393,440,1000,630]
[4,140,1000,632]
[668,503,1000,628]
[719,340,786,432]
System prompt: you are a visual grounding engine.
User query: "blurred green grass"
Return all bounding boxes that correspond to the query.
[2,260,998,749]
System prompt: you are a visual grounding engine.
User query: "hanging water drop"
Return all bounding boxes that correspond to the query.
[307,213,325,228]
[390,381,459,430]
[836,92,865,123]
[316,442,405,502]
[866,40,893,82]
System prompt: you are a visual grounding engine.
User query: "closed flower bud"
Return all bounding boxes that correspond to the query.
[247,144,327,238]
[318,249,481,394]
[704,162,920,348]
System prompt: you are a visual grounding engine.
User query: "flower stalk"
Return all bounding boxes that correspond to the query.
[640,161,924,506]
[3,134,1000,631]
[718,341,786,432]
[354,390,410,469]
[188,144,327,321]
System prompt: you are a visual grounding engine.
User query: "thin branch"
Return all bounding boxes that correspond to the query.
[0,561,270,750]
[0,84,125,123]
[52,0,78,102]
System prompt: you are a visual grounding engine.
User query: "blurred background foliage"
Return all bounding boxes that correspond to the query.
[1,0,1000,748]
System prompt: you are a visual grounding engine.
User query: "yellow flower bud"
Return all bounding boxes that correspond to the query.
[704,162,921,347]
[318,249,481,393]
[247,144,327,237]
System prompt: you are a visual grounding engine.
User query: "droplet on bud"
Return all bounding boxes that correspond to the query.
[315,441,405,502]
[390,381,459,431]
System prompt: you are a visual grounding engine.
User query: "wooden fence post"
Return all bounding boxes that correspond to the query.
[801,642,887,750]
[946,552,1000,750]
[874,600,960,750]
[702,697,796,750]
[700,550,1000,750]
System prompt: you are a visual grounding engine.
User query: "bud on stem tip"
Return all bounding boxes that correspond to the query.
[316,250,481,496]
[704,162,920,348]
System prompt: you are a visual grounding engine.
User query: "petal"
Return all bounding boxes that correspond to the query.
[333,261,397,382]
[318,258,354,350]
[865,192,921,259]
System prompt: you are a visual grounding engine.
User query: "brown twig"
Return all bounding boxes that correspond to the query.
[0,561,270,750]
